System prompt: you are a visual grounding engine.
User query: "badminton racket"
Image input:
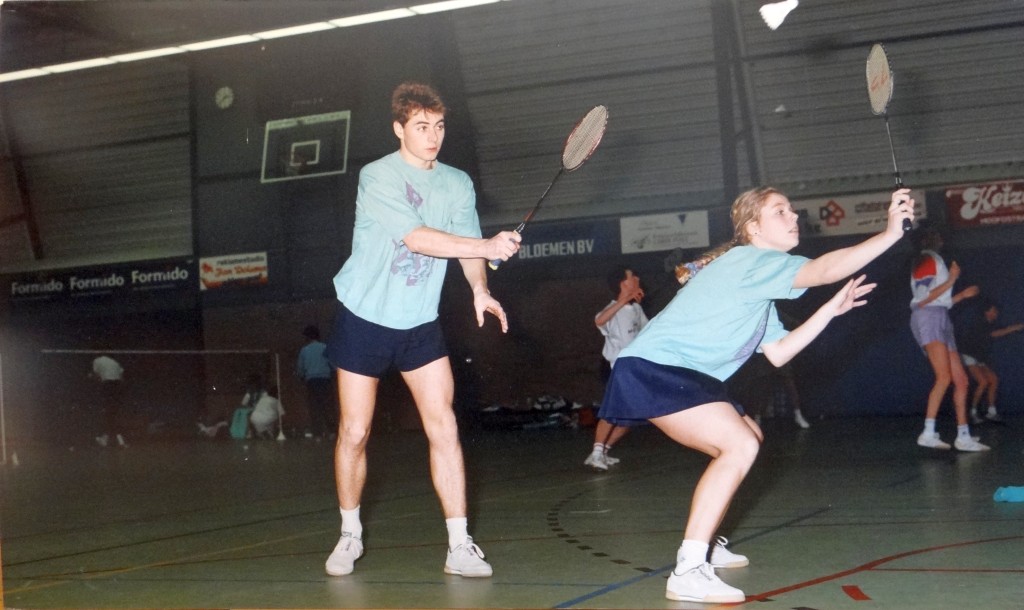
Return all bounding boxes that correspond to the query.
[865,43,911,232]
[489,105,609,270]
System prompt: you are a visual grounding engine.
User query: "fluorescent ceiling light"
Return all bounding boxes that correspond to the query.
[410,0,501,14]
[179,35,261,51]
[329,8,416,27]
[0,1,515,82]
[253,22,336,39]
[0,68,50,82]
[108,47,187,62]
[45,57,117,72]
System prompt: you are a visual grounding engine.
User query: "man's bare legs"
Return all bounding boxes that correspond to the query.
[333,360,467,517]
[328,358,490,577]
[334,369,378,510]
[401,357,467,518]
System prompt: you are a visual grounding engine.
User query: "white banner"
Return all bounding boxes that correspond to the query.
[199,252,268,291]
[791,190,926,237]
[620,211,710,254]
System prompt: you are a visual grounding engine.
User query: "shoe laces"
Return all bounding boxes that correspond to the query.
[340,531,361,550]
[714,535,730,548]
[673,562,717,581]
[453,536,485,558]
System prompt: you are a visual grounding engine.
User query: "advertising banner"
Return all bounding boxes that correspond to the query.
[199,252,269,290]
[791,190,927,237]
[620,211,710,254]
[5,258,195,304]
[945,180,1024,228]
[512,218,620,263]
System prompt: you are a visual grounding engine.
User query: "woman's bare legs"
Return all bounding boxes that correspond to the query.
[650,402,761,542]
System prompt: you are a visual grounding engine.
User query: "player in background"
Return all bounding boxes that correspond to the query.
[584,267,648,470]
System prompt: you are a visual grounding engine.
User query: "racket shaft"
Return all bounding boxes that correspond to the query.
[488,168,565,270]
[884,116,911,232]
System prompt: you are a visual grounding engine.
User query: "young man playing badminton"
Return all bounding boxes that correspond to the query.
[324,82,520,578]
[599,187,915,603]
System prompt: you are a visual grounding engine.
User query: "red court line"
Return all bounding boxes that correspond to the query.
[734,534,1023,606]
[842,584,871,600]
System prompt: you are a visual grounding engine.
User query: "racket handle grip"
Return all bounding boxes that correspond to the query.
[487,226,525,271]
[894,178,911,233]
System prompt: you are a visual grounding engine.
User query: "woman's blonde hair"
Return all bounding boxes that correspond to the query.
[675,187,784,285]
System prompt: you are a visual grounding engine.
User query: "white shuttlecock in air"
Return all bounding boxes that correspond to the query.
[760,0,799,30]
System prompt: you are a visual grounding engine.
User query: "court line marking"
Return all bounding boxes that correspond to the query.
[553,507,831,608]
[735,534,1024,607]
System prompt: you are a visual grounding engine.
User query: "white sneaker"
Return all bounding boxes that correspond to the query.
[603,453,620,466]
[985,409,1003,423]
[917,431,951,450]
[95,434,109,447]
[666,562,744,603]
[954,437,990,452]
[709,536,749,568]
[325,532,363,576]
[444,536,492,577]
[584,452,608,471]
[116,434,128,448]
[970,410,985,425]
[793,409,810,429]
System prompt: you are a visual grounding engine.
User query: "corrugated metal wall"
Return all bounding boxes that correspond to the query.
[454,0,726,227]
[454,0,1024,229]
[1,0,1022,273]
[0,59,191,272]
[740,0,1024,193]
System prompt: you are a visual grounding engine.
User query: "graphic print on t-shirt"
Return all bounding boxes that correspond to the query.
[389,182,435,286]
[912,256,937,291]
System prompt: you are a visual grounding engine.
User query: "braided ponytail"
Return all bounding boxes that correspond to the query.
[673,186,784,286]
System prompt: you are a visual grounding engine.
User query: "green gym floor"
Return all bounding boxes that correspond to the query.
[2,414,1023,609]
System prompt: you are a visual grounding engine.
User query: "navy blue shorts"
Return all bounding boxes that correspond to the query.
[598,356,744,426]
[325,304,448,378]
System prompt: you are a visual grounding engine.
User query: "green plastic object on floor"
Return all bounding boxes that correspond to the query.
[993,486,1024,502]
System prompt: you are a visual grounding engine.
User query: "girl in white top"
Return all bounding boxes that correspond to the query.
[584,268,648,470]
[908,226,985,451]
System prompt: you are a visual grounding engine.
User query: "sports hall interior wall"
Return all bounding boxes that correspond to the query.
[2,1,1024,445]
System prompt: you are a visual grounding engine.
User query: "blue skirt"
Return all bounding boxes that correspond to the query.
[598,356,743,426]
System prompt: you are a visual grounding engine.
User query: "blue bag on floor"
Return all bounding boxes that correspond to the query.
[993,486,1024,502]
[230,407,253,439]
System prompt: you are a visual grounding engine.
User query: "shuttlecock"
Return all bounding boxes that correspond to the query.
[760,0,798,30]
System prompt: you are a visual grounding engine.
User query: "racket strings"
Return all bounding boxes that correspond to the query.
[562,106,608,170]
[866,44,893,115]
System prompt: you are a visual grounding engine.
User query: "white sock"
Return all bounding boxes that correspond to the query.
[676,539,710,572]
[987,405,998,415]
[591,443,605,455]
[957,424,971,440]
[446,517,469,549]
[340,506,362,539]
[924,418,937,435]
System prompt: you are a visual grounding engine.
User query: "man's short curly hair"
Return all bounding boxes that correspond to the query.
[391,82,446,125]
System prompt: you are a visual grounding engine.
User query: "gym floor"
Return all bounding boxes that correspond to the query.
[2,414,1022,609]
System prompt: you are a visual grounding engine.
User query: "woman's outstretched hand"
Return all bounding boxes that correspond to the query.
[827,274,877,318]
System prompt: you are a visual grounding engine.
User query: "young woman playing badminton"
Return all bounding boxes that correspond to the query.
[598,186,915,603]
[908,225,986,451]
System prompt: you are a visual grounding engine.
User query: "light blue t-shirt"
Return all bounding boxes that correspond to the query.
[333,152,481,329]
[296,340,331,380]
[619,245,808,381]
